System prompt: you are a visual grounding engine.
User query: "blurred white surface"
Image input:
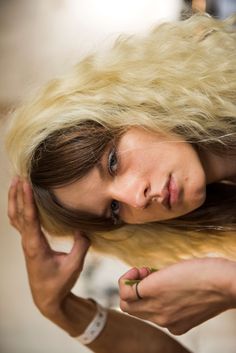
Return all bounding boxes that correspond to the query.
[0,0,182,104]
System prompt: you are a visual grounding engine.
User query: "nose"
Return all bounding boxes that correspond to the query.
[110,177,150,209]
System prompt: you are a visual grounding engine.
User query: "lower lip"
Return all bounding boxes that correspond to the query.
[169,176,179,207]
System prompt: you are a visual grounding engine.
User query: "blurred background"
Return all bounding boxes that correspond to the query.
[1,1,236,353]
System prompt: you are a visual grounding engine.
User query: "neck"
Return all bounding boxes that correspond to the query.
[198,149,236,184]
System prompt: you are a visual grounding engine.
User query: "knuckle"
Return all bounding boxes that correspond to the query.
[7,209,15,221]
[8,217,20,230]
[119,288,129,301]
[122,293,132,302]
[119,300,129,313]
[22,218,32,229]
[21,240,27,254]
[23,212,35,225]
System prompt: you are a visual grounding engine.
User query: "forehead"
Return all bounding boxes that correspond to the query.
[53,166,107,217]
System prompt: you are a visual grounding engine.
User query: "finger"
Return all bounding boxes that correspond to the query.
[66,231,91,271]
[139,267,151,279]
[119,267,142,291]
[119,298,152,318]
[119,267,141,302]
[21,181,51,257]
[22,180,39,225]
[119,281,142,302]
[119,267,140,282]
[16,179,24,214]
[8,177,20,228]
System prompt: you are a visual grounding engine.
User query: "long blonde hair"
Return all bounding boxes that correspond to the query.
[6,14,236,268]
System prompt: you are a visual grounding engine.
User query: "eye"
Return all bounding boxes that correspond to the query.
[107,146,120,223]
[108,147,118,175]
[111,200,120,222]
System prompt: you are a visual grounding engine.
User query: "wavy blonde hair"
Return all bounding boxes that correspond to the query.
[6,14,236,269]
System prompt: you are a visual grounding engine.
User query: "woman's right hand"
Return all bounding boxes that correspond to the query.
[7,177,90,319]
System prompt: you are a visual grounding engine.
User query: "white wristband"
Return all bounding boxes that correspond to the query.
[75,300,108,345]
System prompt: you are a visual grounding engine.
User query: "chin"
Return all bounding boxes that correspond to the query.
[189,188,206,213]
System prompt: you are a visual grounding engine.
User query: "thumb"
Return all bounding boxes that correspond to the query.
[67,231,91,271]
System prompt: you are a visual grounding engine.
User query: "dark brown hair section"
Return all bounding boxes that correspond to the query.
[162,182,236,232]
[30,120,124,232]
[31,120,115,187]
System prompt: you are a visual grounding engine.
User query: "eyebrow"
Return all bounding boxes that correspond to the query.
[58,195,109,220]
[94,154,112,219]
[57,149,113,220]
[53,167,109,219]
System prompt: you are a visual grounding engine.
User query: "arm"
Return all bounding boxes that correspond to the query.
[8,178,190,353]
[55,293,190,353]
[119,258,236,335]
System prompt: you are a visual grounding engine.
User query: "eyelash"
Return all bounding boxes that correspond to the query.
[107,147,120,222]
[108,147,118,175]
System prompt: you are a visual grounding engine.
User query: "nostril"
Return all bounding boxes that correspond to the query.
[144,186,149,197]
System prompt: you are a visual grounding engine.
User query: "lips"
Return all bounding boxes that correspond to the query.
[162,176,171,210]
[151,175,176,210]
[168,175,179,208]
[162,193,171,210]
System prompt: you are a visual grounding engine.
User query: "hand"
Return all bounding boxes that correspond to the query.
[8,177,90,319]
[119,258,236,335]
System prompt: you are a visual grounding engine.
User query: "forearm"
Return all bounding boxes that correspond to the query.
[47,293,191,353]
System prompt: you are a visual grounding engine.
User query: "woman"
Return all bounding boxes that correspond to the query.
[7,177,191,353]
[6,13,236,349]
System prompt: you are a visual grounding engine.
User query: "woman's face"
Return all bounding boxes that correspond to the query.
[53,127,207,225]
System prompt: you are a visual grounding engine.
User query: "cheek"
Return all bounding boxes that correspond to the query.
[183,167,206,210]
[123,204,170,224]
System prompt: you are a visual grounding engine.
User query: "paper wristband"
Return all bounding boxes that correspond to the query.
[75,301,108,345]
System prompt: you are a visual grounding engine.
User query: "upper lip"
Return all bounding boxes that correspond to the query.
[150,175,171,210]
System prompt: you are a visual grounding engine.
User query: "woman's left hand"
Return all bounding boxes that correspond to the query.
[119,258,236,335]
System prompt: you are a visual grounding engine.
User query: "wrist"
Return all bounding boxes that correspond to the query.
[43,293,98,337]
[38,300,62,320]
[76,299,108,345]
